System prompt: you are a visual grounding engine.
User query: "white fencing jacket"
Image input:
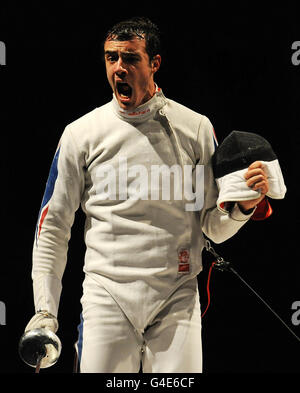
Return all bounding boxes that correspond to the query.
[32,88,253,331]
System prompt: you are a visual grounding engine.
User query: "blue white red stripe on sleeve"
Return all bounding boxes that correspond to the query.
[35,146,60,245]
[212,127,218,150]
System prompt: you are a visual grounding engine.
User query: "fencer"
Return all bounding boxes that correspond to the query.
[24,17,271,373]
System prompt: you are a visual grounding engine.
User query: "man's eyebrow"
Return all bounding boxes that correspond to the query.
[104,50,117,56]
[104,50,141,57]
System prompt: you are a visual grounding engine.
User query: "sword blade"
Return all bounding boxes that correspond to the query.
[35,353,44,373]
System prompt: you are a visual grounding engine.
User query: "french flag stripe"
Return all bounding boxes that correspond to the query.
[212,127,218,149]
[35,146,60,244]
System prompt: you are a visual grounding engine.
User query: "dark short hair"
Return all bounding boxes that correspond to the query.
[104,17,161,61]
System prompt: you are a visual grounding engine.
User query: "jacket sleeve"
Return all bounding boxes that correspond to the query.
[198,116,254,244]
[32,125,85,317]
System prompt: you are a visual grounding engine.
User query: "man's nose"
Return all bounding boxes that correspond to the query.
[115,58,127,77]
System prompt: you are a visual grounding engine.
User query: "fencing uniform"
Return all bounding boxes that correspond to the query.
[32,88,254,372]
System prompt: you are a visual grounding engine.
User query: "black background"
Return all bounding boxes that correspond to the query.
[0,1,299,375]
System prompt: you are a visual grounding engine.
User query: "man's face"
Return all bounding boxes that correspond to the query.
[104,37,161,110]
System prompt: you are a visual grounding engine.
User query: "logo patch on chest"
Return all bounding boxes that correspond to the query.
[178,248,190,273]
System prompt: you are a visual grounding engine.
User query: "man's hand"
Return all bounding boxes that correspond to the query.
[238,161,269,212]
[25,311,58,333]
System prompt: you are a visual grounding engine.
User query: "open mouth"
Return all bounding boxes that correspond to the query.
[116,82,132,101]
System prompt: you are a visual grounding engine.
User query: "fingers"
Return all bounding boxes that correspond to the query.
[244,161,269,194]
[247,160,264,170]
[249,178,268,193]
[244,162,266,180]
[25,312,59,333]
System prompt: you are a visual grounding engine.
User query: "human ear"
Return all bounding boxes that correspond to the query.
[151,54,161,73]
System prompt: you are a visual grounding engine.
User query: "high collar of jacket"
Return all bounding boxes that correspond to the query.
[111,85,167,123]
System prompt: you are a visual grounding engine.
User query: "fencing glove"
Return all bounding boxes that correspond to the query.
[25,310,58,333]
